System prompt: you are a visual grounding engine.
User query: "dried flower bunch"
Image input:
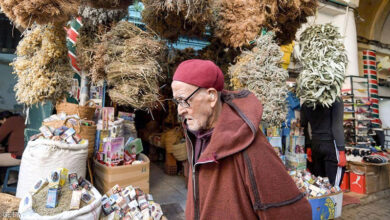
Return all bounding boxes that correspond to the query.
[11,24,73,105]
[213,0,264,48]
[141,0,212,41]
[229,32,288,127]
[78,5,128,28]
[213,0,317,48]
[262,0,318,45]
[84,0,133,9]
[76,4,128,76]
[97,21,166,110]
[296,23,348,108]
[0,0,79,28]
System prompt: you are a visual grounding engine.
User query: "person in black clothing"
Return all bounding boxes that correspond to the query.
[301,98,347,186]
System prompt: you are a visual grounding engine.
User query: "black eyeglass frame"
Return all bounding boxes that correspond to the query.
[172,87,201,108]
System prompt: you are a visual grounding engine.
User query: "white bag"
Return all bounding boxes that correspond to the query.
[16,139,89,198]
[18,187,102,220]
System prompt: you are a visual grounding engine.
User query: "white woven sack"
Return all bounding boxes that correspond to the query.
[16,139,88,198]
[18,186,102,220]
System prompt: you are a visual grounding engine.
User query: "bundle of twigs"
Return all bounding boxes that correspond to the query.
[212,0,317,47]
[0,0,79,28]
[11,24,73,105]
[84,0,133,9]
[141,0,212,41]
[97,21,166,110]
[228,32,288,127]
[76,5,128,76]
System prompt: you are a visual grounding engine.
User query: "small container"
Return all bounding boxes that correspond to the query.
[70,190,82,210]
[46,188,59,208]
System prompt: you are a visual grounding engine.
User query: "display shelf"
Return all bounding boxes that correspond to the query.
[343,76,372,147]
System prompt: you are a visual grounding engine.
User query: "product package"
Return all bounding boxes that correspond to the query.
[59,168,69,187]
[39,126,53,138]
[70,190,82,210]
[46,188,60,208]
[48,170,61,189]
[69,173,79,190]
[103,137,125,166]
[81,188,95,204]
[30,178,48,195]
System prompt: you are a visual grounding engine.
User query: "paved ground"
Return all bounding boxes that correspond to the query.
[337,189,390,220]
[339,196,390,220]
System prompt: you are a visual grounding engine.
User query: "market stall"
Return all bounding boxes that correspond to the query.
[5,0,389,219]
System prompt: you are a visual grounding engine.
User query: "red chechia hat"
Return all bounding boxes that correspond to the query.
[173,59,224,91]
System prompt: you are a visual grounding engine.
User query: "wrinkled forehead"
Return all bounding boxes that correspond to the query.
[171,81,198,99]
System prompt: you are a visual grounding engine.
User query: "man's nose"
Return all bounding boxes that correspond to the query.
[177,104,186,116]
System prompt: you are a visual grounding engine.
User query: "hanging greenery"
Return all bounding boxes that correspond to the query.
[228,32,288,127]
[296,23,348,108]
[11,24,74,105]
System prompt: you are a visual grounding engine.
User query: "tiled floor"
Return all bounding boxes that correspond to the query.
[149,162,187,219]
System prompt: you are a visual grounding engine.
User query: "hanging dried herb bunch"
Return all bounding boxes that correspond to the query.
[228,32,288,127]
[213,0,263,48]
[98,21,166,110]
[78,4,128,28]
[261,0,317,45]
[11,24,73,105]
[0,0,80,28]
[84,0,133,9]
[296,23,348,108]
[76,4,128,79]
[141,0,212,41]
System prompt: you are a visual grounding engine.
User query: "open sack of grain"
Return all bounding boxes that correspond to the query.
[16,139,88,199]
[18,169,102,220]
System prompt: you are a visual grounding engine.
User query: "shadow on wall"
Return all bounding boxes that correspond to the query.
[0,54,18,112]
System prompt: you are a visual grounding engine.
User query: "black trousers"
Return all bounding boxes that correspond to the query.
[308,140,345,186]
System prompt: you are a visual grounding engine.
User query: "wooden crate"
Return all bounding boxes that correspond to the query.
[94,153,150,194]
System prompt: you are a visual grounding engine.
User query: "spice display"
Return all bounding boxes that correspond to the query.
[101,184,163,219]
[141,0,212,41]
[11,24,74,106]
[29,173,95,216]
[0,0,79,28]
[94,21,166,110]
[296,24,348,108]
[229,32,288,127]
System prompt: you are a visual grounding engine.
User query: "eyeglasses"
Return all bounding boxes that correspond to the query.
[172,87,201,108]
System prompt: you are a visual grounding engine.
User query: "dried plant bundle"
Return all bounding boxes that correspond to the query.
[141,0,212,41]
[11,24,73,105]
[228,32,288,127]
[296,23,348,108]
[96,21,166,110]
[0,0,80,28]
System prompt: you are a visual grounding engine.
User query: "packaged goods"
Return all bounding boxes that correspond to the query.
[46,188,60,208]
[70,190,82,210]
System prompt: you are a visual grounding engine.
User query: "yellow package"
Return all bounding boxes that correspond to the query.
[59,168,69,187]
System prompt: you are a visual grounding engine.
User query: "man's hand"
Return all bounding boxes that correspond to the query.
[338,151,347,167]
[306,148,312,163]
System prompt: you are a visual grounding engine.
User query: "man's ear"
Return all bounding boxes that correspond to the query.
[207,88,218,107]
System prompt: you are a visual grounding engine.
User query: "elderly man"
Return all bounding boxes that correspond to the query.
[171,59,311,220]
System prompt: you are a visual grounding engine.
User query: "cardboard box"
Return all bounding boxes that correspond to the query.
[340,171,350,191]
[349,162,389,194]
[350,172,366,194]
[285,152,307,171]
[309,191,343,220]
[94,153,150,194]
